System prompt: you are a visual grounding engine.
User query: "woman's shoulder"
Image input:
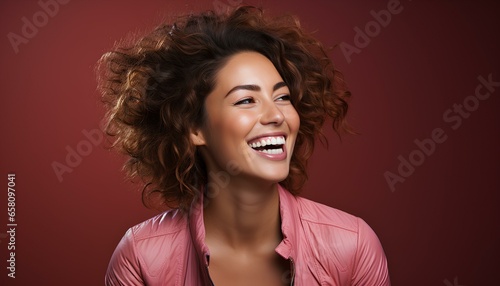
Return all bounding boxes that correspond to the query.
[293,195,390,284]
[106,209,190,282]
[128,208,188,242]
[294,196,364,233]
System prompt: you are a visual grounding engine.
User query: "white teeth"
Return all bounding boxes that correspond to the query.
[261,148,284,154]
[247,136,286,148]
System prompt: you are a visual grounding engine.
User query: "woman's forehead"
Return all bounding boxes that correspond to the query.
[212,52,285,94]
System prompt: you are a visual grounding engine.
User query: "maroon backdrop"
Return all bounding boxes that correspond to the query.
[1,0,499,285]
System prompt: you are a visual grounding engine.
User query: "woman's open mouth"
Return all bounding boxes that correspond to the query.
[247,136,287,158]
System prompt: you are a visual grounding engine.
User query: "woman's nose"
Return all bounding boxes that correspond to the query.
[260,100,284,125]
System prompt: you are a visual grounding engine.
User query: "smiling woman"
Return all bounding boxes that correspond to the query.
[97,5,390,286]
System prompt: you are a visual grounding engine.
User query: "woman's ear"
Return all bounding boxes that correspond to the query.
[190,128,206,146]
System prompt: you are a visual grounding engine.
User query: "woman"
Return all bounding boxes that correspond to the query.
[98,5,390,286]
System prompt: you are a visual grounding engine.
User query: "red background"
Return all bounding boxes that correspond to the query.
[1,0,499,285]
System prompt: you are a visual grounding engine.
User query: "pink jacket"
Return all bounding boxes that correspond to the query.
[105,185,390,285]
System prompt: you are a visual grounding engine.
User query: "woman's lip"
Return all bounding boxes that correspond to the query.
[250,143,287,161]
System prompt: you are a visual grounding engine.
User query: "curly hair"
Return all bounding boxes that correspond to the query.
[97,6,351,211]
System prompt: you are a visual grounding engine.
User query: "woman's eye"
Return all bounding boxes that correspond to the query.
[276,95,291,102]
[234,98,255,105]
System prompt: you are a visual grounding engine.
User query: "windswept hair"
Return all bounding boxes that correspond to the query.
[97,6,351,211]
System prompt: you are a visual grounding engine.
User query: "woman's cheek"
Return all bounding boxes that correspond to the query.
[232,113,254,130]
[228,111,257,158]
[286,107,300,129]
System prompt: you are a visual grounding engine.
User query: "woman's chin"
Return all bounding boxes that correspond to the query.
[258,171,290,185]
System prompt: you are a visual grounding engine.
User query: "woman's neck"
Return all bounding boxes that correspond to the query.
[203,179,282,252]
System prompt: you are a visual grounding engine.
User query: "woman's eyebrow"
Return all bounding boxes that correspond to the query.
[225,81,287,97]
[273,81,287,91]
[225,84,260,97]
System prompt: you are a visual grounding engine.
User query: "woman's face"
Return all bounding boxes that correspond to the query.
[191,51,300,184]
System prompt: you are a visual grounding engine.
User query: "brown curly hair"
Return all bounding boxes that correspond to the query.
[97,6,351,211]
